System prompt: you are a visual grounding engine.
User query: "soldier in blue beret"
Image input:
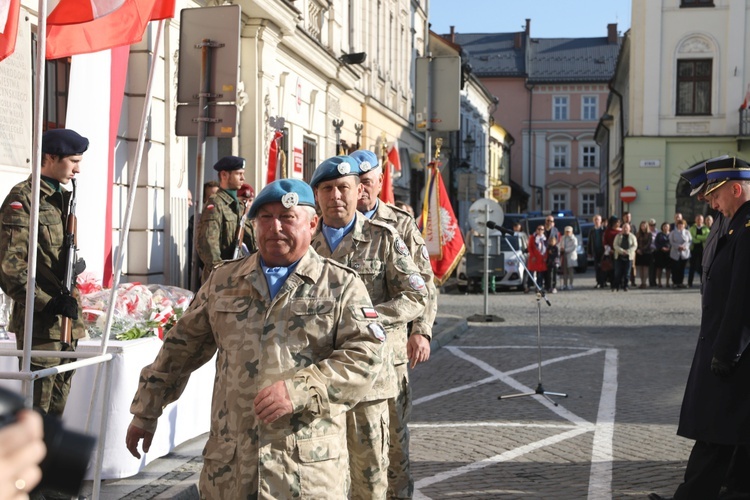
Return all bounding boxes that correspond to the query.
[127,175,386,499]
[351,147,436,497]
[0,128,90,417]
[310,155,427,498]
[196,156,256,284]
[651,157,750,500]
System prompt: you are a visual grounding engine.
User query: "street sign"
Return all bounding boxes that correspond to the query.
[620,186,637,203]
[177,5,241,104]
[493,185,511,202]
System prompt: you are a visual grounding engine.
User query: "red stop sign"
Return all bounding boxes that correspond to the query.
[620,186,637,203]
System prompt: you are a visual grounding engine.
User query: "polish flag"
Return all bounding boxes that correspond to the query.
[379,160,395,204]
[266,130,284,185]
[741,84,750,110]
[386,139,402,172]
[0,0,21,62]
[420,162,465,285]
[47,0,175,59]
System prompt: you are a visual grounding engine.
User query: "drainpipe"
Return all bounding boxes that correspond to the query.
[609,82,625,215]
[526,82,543,211]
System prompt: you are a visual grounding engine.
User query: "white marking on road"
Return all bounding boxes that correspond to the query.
[412,345,619,499]
[587,348,619,500]
[411,422,579,429]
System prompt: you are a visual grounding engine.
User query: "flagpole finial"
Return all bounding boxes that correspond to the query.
[434,138,443,162]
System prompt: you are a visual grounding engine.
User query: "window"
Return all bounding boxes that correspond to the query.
[581,144,598,168]
[302,136,317,183]
[677,59,712,115]
[681,0,714,6]
[551,144,569,169]
[581,193,596,216]
[553,96,568,121]
[33,34,71,130]
[552,193,567,212]
[582,96,598,121]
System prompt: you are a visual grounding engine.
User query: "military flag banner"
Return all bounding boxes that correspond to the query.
[420,162,465,285]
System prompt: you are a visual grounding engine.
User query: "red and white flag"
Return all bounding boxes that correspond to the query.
[741,84,750,110]
[266,130,284,185]
[379,159,395,204]
[386,139,401,172]
[0,0,21,62]
[46,0,175,59]
[420,162,465,285]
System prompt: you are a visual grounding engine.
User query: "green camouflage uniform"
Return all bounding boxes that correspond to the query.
[372,202,436,499]
[0,176,84,415]
[311,211,427,500]
[196,189,256,284]
[129,248,385,499]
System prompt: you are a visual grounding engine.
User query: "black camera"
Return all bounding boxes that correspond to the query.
[0,386,97,498]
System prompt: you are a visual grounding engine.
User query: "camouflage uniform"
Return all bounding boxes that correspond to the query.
[129,248,385,499]
[196,189,256,284]
[371,202,437,499]
[0,177,85,415]
[311,211,427,499]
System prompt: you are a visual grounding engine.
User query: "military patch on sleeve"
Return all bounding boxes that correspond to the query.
[421,246,430,261]
[409,273,426,291]
[9,202,23,210]
[206,204,215,210]
[368,323,386,342]
[362,307,379,319]
[395,237,410,256]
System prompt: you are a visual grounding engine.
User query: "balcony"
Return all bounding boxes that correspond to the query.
[741,108,750,137]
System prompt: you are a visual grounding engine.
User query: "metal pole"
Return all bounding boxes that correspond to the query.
[190,38,213,291]
[483,207,490,316]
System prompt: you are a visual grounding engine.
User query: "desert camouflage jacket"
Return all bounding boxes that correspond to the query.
[311,211,427,390]
[129,247,384,499]
[0,177,84,340]
[196,189,256,283]
[372,202,437,342]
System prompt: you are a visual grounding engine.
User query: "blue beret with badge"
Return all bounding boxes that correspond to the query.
[350,150,380,173]
[42,129,89,156]
[248,178,316,219]
[309,155,361,187]
[704,156,750,195]
[213,155,246,172]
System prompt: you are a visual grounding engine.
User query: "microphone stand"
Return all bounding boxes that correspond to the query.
[490,223,568,406]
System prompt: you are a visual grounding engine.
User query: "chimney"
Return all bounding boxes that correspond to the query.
[514,32,523,49]
[525,19,531,36]
[450,25,456,44]
[607,23,618,44]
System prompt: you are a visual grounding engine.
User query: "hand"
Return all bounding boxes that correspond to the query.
[0,409,46,499]
[407,334,431,368]
[254,381,293,423]
[125,423,154,459]
[711,356,735,378]
[45,294,79,320]
[74,258,86,277]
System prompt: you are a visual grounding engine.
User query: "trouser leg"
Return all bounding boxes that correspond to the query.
[673,440,733,500]
[348,399,390,500]
[387,364,413,499]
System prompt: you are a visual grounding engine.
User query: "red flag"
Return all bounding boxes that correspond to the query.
[46,0,175,60]
[48,0,127,26]
[266,130,284,185]
[0,0,21,62]
[421,163,465,285]
[741,84,750,110]
[387,139,401,172]
[379,161,395,204]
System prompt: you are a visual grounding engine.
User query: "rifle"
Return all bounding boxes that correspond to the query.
[232,201,248,260]
[60,179,78,346]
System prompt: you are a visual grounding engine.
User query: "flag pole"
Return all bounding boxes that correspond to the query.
[19,0,51,404]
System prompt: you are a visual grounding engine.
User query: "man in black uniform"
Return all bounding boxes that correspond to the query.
[650,156,750,500]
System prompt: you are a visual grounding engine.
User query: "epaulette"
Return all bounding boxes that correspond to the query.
[322,256,359,276]
[388,203,414,219]
[368,217,399,236]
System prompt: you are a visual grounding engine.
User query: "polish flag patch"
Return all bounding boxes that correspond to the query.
[362,307,379,319]
[10,202,23,210]
[205,204,215,210]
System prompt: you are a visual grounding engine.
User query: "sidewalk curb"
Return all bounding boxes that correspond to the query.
[430,317,469,351]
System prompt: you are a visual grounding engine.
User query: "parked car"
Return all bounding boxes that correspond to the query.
[500,213,527,231]
[525,215,588,273]
[456,231,527,293]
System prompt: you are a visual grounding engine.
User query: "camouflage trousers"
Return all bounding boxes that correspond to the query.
[16,337,77,416]
[347,398,390,500]
[387,363,413,499]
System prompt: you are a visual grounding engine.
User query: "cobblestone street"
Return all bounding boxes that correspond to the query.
[410,270,700,499]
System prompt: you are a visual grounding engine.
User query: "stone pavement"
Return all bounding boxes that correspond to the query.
[84,270,702,499]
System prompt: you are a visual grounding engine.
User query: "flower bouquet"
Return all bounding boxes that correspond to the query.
[79,276,193,341]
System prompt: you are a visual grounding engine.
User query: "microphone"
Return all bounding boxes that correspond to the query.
[485,220,515,235]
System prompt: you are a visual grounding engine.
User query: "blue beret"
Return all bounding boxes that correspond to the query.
[213,156,246,172]
[309,156,361,187]
[704,156,750,195]
[42,129,89,156]
[248,179,315,219]
[350,150,380,173]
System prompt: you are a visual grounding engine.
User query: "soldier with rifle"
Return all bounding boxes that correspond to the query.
[0,129,89,417]
[196,156,257,283]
